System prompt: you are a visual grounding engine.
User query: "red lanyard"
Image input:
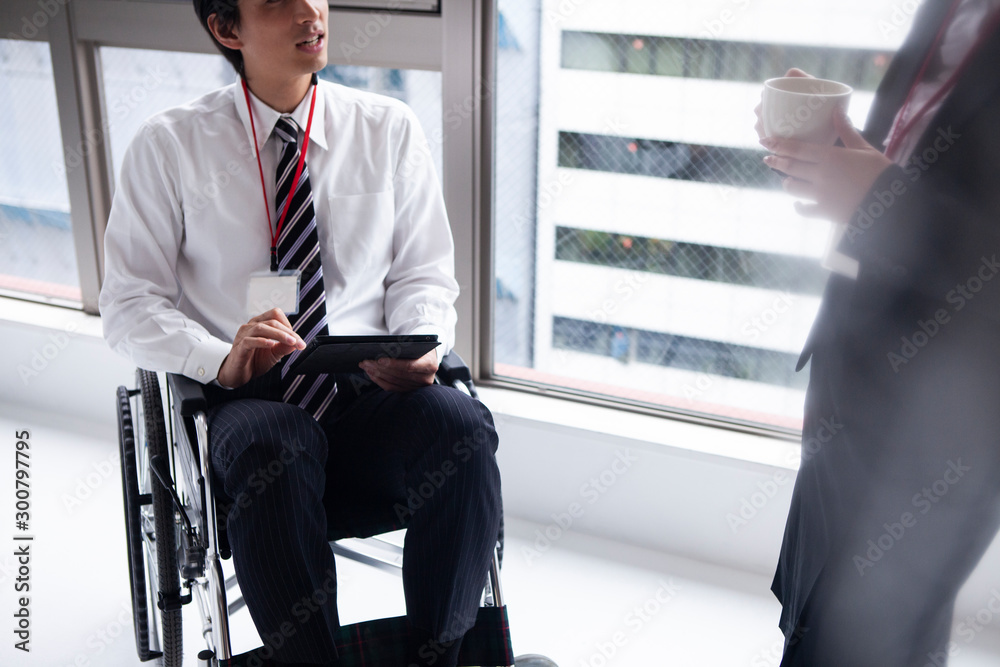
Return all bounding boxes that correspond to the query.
[886,0,1000,160]
[242,75,318,272]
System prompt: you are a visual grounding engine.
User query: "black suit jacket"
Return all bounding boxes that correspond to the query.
[798,0,1000,373]
[775,0,1000,645]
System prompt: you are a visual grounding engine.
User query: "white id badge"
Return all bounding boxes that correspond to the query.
[247,270,301,317]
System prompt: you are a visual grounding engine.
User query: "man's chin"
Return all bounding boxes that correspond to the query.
[306,56,327,78]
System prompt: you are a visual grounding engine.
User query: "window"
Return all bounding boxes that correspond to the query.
[490,0,913,431]
[101,48,239,184]
[0,0,919,435]
[100,48,442,187]
[561,32,892,91]
[0,39,79,303]
[331,0,440,10]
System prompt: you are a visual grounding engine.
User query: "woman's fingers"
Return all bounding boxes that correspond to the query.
[764,155,821,185]
[785,68,813,78]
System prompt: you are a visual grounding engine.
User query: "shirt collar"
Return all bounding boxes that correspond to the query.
[233,79,328,157]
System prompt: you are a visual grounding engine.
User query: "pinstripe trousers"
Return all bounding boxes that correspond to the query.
[204,368,502,665]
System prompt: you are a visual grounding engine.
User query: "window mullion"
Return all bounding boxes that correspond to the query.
[49,8,112,313]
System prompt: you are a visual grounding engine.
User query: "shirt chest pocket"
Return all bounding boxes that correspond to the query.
[323,191,395,279]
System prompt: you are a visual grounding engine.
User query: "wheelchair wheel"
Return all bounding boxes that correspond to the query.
[118,370,184,665]
[118,384,154,661]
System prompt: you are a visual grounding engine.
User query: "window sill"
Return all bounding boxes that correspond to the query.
[0,296,802,473]
[0,294,102,337]
[478,384,801,472]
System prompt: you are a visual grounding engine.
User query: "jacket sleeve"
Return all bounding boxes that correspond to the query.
[838,112,1000,322]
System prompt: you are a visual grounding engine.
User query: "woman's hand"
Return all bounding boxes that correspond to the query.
[760,111,893,225]
[754,68,813,140]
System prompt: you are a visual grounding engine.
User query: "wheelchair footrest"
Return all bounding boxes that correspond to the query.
[222,606,514,667]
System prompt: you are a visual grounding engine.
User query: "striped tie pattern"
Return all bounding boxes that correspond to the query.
[274,116,338,421]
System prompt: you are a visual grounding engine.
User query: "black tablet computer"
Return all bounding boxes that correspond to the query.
[286,334,440,375]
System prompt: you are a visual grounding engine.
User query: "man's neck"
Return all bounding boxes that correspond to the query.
[245,73,313,114]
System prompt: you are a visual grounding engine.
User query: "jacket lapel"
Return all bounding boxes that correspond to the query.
[863,0,955,147]
[919,20,1000,143]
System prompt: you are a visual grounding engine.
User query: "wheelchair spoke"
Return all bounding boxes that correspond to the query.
[141,512,156,539]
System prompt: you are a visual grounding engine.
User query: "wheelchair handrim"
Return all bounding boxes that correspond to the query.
[135,390,166,657]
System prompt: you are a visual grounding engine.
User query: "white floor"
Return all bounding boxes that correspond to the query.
[3,406,1000,667]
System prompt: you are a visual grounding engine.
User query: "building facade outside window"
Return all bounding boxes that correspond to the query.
[491,0,916,430]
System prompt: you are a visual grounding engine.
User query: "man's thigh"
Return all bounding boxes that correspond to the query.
[207,398,328,498]
[320,379,498,530]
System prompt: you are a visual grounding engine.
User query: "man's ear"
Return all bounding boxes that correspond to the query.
[207,13,243,51]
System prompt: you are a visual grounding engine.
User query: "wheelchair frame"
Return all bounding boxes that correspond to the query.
[117,353,512,666]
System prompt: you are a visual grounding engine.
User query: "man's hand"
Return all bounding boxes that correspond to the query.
[359,348,439,392]
[217,308,306,389]
[760,111,893,225]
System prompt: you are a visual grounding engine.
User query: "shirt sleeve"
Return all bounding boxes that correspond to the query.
[383,105,460,357]
[99,121,232,383]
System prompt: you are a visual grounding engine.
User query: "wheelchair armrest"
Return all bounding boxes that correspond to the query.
[436,351,477,399]
[167,373,208,416]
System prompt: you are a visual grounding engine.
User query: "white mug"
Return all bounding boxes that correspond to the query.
[761,77,853,145]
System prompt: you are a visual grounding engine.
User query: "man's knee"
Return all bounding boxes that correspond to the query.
[212,401,328,493]
[405,388,499,489]
[420,387,499,456]
[440,397,500,497]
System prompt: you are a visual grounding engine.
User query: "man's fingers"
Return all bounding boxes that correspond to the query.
[372,377,407,392]
[236,320,304,349]
[236,336,281,351]
[360,358,435,391]
[362,367,412,393]
[245,309,304,345]
[265,307,295,330]
[363,360,418,383]
[239,322,300,347]
[249,307,280,323]
[785,68,812,78]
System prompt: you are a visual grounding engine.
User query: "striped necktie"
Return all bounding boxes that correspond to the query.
[273,116,338,421]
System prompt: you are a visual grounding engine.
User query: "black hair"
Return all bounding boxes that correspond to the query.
[192,0,243,74]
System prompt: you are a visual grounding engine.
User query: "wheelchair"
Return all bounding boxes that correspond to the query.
[116,353,528,667]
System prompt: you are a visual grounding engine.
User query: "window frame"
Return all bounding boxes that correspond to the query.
[0,0,809,441]
[0,0,462,308]
[474,1,810,439]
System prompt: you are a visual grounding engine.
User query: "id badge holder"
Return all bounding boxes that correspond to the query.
[247,269,301,317]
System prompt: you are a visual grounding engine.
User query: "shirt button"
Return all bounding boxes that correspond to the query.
[198,368,206,377]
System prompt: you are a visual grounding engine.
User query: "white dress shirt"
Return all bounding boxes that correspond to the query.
[99,80,458,383]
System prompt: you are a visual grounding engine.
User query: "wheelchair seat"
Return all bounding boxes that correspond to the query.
[116,353,521,666]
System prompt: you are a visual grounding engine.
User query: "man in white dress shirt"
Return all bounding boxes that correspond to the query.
[99,1,502,665]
